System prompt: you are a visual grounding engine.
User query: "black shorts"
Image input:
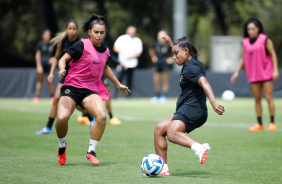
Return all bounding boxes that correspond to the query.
[155,63,169,73]
[41,62,51,74]
[60,85,99,109]
[102,75,109,87]
[172,104,208,133]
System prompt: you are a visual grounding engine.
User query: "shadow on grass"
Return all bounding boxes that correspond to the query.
[61,161,118,167]
[171,171,214,178]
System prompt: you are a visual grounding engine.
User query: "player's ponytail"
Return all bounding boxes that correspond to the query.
[82,14,107,32]
[173,36,199,60]
[50,19,78,45]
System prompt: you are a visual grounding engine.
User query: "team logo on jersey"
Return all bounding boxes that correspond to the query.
[64,89,70,94]
[180,75,183,82]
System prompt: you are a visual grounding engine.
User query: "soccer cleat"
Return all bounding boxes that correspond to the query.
[89,117,95,134]
[35,127,52,135]
[57,144,67,165]
[198,143,210,164]
[109,117,121,125]
[33,97,40,104]
[159,96,167,103]
[151,96,159,103]
[85,150,100,165]
[50,97,54,103]
[268,122,276,131]
[77,115,90,125]
[160,170,170,175]
[249,124,264,131]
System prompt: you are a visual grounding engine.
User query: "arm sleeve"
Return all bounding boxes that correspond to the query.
[66,41,84,63]
[183,62,205,84]
[35,41,42,52]
[135,38,143,53]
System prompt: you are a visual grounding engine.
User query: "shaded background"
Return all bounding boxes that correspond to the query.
[1,0,282,68]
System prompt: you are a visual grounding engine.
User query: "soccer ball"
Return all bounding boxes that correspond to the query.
[141,154,164,176]
[222,90,235,101]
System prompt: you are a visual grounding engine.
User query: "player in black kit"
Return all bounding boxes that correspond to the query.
[36,19,83,135]
[154,35,225,175]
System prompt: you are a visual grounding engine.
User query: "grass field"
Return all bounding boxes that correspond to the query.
[0,97,282,184]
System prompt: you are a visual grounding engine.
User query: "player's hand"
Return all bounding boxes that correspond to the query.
[162,35,173,47]
[47,73,54,83]
[151,56,158,63]
[37,66,43,74]
[273,70,279,81]
[230,72,238,83]
[58,70,66,79]
[117,84,131,96]
[212,102,225,115]
[121,63,128,70]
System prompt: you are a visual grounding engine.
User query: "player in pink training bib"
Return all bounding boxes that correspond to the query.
[55,14,131,166]
[231,18,279,131]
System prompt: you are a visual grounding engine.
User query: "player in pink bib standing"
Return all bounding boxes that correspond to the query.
[55,14,130,165]
[231,18,279,131]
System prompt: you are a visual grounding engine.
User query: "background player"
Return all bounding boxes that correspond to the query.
[35,19,82,135]
[230,18,278,131]
[149,30,174,103]
[33,29,54,103]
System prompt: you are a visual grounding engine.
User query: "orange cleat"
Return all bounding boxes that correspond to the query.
[160,170,170,176]
[249,124,264,131]
[77,115,90,125]
[50,97,54,103]
[57,144,67,165]
[268,123,276,131]
[33,97,40,104]
[85,151,99,165]
[109,117,121,125]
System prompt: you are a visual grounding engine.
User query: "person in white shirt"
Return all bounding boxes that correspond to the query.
[113,26,143,97]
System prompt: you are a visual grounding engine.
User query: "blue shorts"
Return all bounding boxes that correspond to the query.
[60,85,98,109]
[172,104,207,133]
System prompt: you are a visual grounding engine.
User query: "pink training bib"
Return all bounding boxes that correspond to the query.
[64,39,110,100]
[242,33,273,83]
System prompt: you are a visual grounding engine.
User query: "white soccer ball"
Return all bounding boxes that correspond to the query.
[222,90,235,101]
[141,154,164,176]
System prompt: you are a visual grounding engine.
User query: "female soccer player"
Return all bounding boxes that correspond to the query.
[149,30,173,103]
[33,29,54,103]
[35,19,83,135]
[55,14,130,165]
[231,18,278,131]
[154,35,224,175]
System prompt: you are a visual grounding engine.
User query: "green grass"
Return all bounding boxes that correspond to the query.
[0,97,282,184]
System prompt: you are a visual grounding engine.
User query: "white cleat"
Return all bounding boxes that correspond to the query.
[198,143,210,164]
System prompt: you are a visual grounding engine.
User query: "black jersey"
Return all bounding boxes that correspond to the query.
[176,58,207,110]
[154,42,172,64]
[59,36,81,83]
[35,40,54,64]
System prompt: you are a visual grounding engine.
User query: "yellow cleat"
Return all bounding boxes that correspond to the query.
[109,117,121,125]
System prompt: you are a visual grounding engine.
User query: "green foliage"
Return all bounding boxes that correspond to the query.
[0,0,282,67]
[0,97,282,183]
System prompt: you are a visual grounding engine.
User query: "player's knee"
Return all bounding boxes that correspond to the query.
[95,112,107,124]
[264,93,273,101]
[56,113,69,124]
[166,129,176,143]
[154,123,166,136]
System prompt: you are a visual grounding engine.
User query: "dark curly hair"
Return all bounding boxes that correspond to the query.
[173,36,199,60]
[82,14,107,32]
